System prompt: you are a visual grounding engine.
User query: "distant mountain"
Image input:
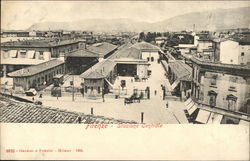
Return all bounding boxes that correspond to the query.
[28,7,250,32]
[154,7,250,31]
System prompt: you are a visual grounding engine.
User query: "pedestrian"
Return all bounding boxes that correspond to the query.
[166,101,169,108]
[155,90,157,95]
[39,93,43,98]
[32,97,35,102]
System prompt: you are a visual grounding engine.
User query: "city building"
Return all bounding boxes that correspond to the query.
[155,37,167,46]
[167,60,192,100]
[8,59,65,91]
[65,42,118,74]
[80,42,161,98]
[1,39,86,77]
[187,56,250,124]
[215,39,250,65]
[131,41,162,63]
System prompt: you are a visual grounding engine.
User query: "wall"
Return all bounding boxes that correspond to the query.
[197,41,213,53]
[238,45,250,64]
[13,64,65,91]
[84,78,104,97]
[200,71,250,113]
[141,51,159,62]
[220,40,239,64]
[136,64,149,79]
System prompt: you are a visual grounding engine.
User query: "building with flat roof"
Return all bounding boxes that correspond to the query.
[187,56,250,124]
[1,38,86,78]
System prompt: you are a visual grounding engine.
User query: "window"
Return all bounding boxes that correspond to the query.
[230,59,233,63]
[208,90,217,107]
[210,75,217,86]
[20,51,26,58]
[98,87,101,93]
[227,94,237,111]
[241,52,244,56]
[229,76,238,83]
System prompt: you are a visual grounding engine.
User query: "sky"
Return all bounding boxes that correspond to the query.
[1,1,250,30]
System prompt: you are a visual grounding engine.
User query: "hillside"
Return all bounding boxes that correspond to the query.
[28,7,250,32]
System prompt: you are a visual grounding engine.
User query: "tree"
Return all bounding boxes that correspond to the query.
[139,32,145,42]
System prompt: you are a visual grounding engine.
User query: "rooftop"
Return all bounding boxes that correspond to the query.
[1,39,85,48]
[80,59,116,79]
[168,60,192,81]
[191,56,250,76]
[8,59,64,77]
[131,41,160,51]
[65,49,99,58]
[0,58,47,65]
[87,42,118,57]
[0,96,137,124]
[109,46,141,60]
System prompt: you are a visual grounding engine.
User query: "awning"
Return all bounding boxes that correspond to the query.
[195,109,211,124]
[9,50,17,58]
[171,80,180,90]
[27,50,35,59]
[207,113,223,124]
[188,104,198,115]
[184,98,192,107]
[238,120,250,126]
[104,78,114,89]
[186,100,195,110]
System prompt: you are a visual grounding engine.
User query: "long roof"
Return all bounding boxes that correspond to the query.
[80,59,116,79]
[80,42,159,79]
[87,42,118,57]
[168,60,192,81]
[109,46,141,60]
[0,96,137,124]
[1,39,85,48]
[8,59,64,77]
[65,49,99,58]
[131,41,160,51]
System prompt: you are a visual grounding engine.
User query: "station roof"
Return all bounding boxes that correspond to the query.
[87,42,118,57]
[131,41,160,51]
[80,59,116,79]
[168,60,192,81]
[109,46,141,60]
[8,59,64,77]
[0,96,137,124]
[65,49,99,58]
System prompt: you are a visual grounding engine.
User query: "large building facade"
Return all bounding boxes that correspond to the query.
[189,57,250,124]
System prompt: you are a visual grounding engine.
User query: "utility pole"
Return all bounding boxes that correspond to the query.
[72,75,74,101]
[141,112,144,124]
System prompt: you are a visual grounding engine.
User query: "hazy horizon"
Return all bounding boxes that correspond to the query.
[1,1,250,30]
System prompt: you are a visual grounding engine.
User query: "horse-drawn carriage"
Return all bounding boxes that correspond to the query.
[124,92,144,104]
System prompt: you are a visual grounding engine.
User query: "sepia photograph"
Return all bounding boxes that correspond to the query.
[0,0,249,160]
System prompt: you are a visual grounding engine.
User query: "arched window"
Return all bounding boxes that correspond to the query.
[226,94,237,111]
[208,90,217,107]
